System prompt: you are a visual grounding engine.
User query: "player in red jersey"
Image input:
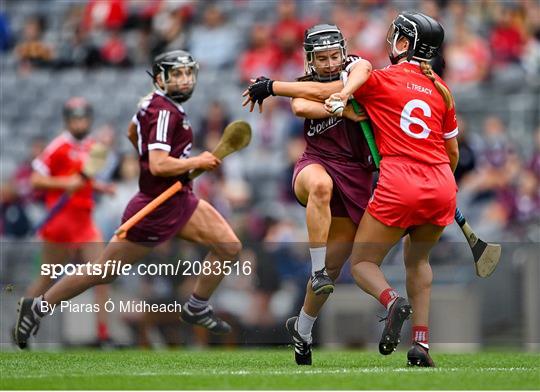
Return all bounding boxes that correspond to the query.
[25,97,113,345]
[244,24,374,365]
[14,50,241,349]
[245,13,457,367]
[325,12,459,367]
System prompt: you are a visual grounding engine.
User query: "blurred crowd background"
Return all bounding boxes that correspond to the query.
[0,0,538,350]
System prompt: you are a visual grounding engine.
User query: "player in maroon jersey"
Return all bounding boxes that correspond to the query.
[14,50,242,349]
[244,24,375,365]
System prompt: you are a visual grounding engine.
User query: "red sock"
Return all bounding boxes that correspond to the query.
[413,325,429,347]
[379,288,399,309]
[97,321,110,341]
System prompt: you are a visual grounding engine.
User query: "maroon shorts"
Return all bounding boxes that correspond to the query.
[368,156,457,228]
[292,153,373,224]
[121,189,199,247]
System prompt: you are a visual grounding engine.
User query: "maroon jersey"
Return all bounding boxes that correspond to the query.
[302,55,374,169]
[131,91,193,197]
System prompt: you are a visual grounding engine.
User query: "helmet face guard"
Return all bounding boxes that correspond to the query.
[387,12,444,65]
[303,24,346,82]
[151,50,199,103]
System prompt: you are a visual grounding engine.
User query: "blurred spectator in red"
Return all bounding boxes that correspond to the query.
[272,0,306,46]
[0,11,12,52]
[489,6,527,67]
[188,4,240,69]
[100,29,131,67]
[82,0,127,32]
[15,15,54,73]
[445,21,491,89]
[349,6,389,69]
[273,26,304,81]
[238,24,280,83]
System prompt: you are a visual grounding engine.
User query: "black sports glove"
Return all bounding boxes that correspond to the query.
[248,76,275,104]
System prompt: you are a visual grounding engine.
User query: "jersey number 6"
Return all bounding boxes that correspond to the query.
[400,99,432,139]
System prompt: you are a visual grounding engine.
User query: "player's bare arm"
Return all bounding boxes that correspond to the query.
[148,150,220,177]
[290,98,335,119]
[242,78,342,113]
[324,61,372,112]
[444,137,459,173]
[127,121,138,151]
[30,171,84,192]
[339,58,372,98]
[92,180,116,195]
[291,97,367,122]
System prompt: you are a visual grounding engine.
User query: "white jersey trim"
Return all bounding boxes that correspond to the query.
[157,110,170,142]
[148,143,171,152]
[31,158,50,175]
[443,127,459,139]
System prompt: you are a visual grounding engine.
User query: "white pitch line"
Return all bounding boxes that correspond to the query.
[5,367,537,379]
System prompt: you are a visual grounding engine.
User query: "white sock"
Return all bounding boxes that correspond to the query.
[297,307,316,343]
[309,247,326,275]
[32,295,46,318]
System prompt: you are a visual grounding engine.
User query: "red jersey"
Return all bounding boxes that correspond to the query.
[32,132,94,210]
[353,61,458,165]
[131,91,193,197]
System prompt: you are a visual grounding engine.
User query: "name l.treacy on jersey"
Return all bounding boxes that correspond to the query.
[406,82,433,95]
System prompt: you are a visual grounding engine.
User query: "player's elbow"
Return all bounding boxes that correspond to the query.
[291,99,309,117]
[149,161,167,177]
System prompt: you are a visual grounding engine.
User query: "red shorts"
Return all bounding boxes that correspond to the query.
[367,157,457,228]
[39,206,101,244]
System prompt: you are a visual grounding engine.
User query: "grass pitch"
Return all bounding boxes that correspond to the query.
[1,349,538,390]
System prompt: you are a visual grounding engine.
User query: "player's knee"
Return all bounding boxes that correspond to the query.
[310,178,333,204]
[215,238,242,259]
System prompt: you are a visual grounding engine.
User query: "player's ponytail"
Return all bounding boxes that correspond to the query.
[420,61,453,110]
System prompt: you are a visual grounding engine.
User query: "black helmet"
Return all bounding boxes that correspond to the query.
[386,11,444,64]
[303,24,346,82]
[150,50,199,103]
[63,97,93,119]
